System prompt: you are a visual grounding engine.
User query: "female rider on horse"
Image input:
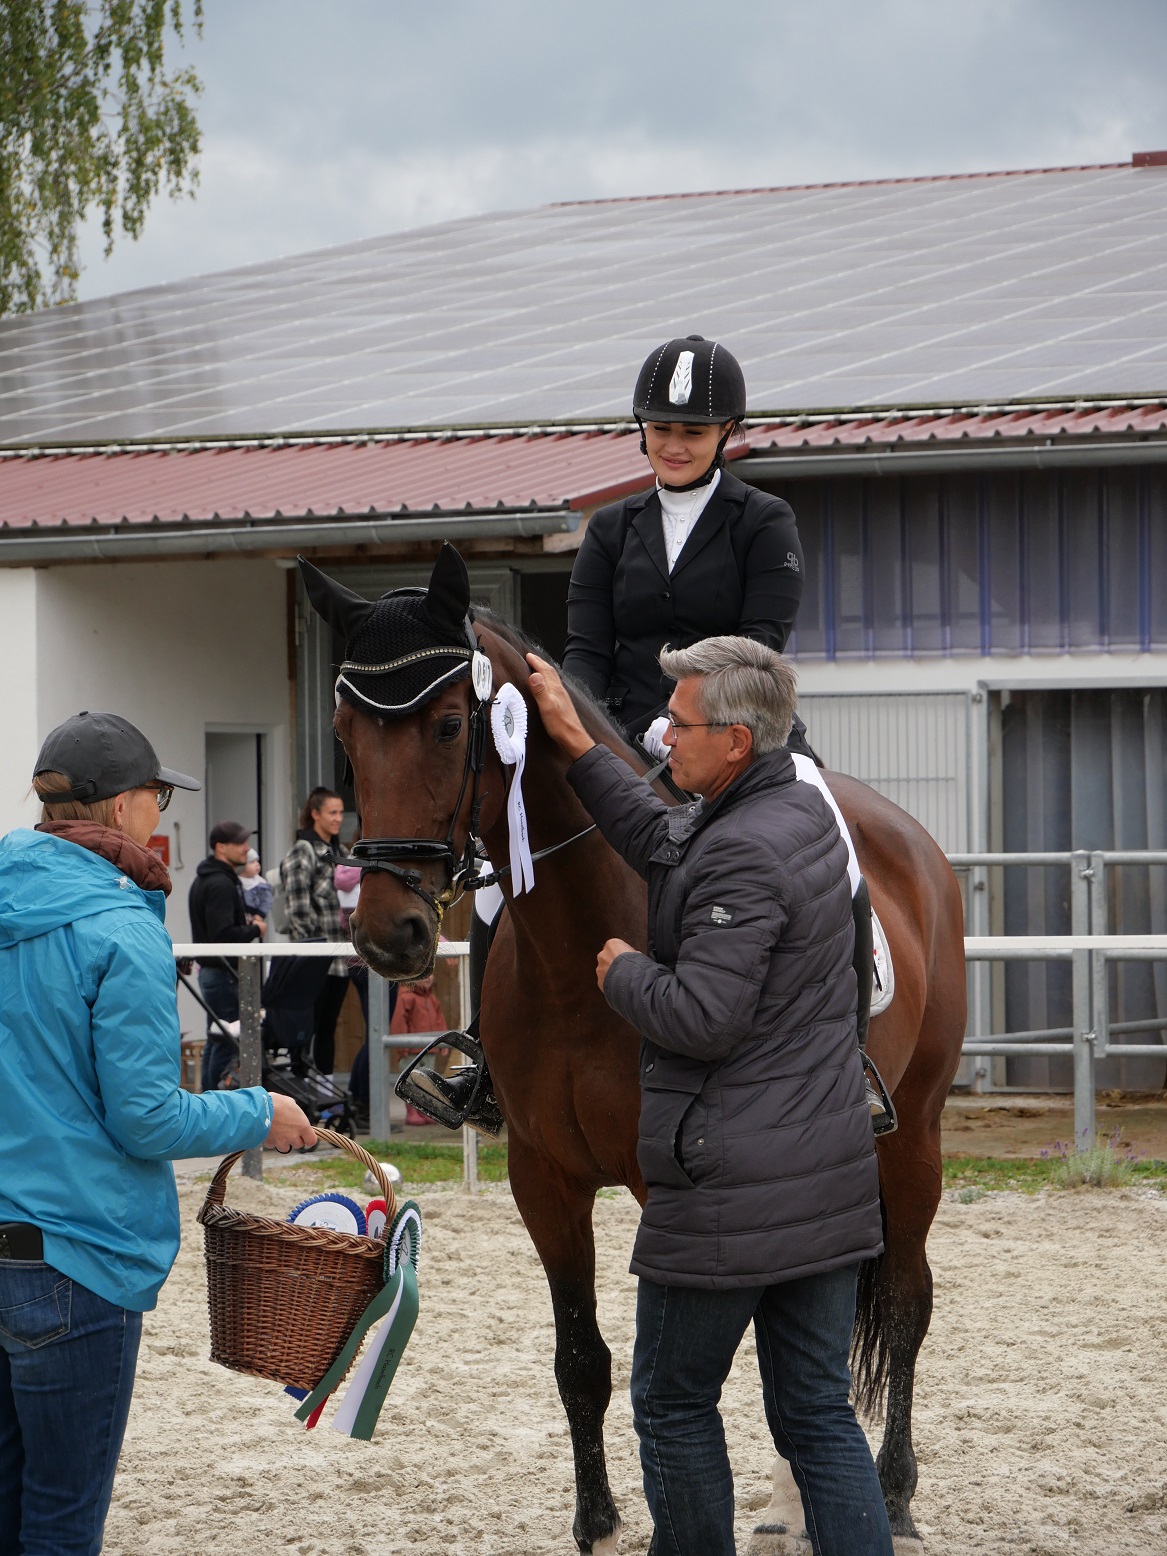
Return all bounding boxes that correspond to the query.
[410,336,889,1132]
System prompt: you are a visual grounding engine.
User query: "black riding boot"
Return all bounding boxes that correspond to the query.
[399,903,503,1136]
[853,879,897,1136]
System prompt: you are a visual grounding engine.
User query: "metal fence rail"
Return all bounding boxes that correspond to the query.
[172,940,474,1185]
[178,857,1167,1165]
[949,845,1167,1151]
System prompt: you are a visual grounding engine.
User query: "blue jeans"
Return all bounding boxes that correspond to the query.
[632,1264,892,1556]
[198,965,239,1090]
[0,1261,142,1555]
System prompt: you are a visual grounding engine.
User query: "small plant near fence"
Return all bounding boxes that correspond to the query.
[1042,1130,1140,1189]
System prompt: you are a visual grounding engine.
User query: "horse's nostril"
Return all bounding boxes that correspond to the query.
[352,911,436,980]
[398,914,431,957]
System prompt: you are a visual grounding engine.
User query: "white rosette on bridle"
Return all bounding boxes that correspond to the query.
[491,683,536,895]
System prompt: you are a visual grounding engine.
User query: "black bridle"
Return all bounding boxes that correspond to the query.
[347,620,595,925]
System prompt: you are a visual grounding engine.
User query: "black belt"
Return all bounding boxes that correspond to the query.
[0,1222,44,1261]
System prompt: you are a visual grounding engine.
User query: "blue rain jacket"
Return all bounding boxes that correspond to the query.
[0,828,272,1311]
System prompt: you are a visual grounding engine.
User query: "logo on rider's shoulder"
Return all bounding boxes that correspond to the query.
[786,551,800,573]
[710,905,733,925]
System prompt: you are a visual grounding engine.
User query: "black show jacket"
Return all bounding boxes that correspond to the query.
[562,473,803,738]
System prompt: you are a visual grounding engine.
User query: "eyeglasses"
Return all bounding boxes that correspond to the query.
[666,717,727,737]
[146,784,174,812]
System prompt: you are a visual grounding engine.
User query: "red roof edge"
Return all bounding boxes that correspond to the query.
[550,160,1134,210]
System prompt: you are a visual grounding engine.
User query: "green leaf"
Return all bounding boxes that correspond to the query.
[0,0,204,314]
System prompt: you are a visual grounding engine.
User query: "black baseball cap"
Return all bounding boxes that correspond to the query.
[209,820,252,847]
[34,712,201,804]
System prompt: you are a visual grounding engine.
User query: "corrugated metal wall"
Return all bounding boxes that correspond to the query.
[798,692,971,854]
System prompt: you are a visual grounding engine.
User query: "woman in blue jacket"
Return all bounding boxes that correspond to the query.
[0,712,314,1556]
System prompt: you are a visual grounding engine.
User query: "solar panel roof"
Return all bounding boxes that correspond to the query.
[1,162,1165,445]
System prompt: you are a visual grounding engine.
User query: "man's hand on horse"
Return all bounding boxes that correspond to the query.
[596,937,637,990]
[526,653,596,762]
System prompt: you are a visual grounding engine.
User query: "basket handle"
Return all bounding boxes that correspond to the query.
[202,1127,398,1226]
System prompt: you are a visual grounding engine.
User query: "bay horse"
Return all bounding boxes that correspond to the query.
[306,551,966,1554]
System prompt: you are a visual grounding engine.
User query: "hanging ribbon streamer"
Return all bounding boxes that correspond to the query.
[293,1201,423,1441]
[491,683,536,895]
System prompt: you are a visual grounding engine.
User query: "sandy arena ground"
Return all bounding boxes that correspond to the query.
[101,1174,1167,1556]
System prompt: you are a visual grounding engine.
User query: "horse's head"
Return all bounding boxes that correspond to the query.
[300,544,517,982]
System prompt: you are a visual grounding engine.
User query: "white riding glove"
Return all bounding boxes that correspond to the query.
[643,715,671,761]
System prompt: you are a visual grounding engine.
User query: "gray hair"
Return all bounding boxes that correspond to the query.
[658,636,797,754]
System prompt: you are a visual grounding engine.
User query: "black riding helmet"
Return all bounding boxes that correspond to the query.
[633,334,746,490]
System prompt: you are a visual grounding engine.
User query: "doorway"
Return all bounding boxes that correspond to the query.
[205,731,266,863]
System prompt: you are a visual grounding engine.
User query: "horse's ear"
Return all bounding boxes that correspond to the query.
[425,542,471,636]
[298,557,375,641]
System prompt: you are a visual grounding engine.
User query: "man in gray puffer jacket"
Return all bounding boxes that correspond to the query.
[527,637,891,1556]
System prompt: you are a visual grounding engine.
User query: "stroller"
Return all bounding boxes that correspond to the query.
[260,955,355,1137]
[177,955,356,1138]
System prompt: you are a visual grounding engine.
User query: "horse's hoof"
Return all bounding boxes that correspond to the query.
[745,1528,812,1556]
[586,1525,622,1555]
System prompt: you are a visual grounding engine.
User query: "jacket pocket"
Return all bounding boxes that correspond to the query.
[0,1265,72,1349]
[638,1069,708,1191]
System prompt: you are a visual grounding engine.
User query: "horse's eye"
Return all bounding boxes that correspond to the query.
[437,716,463,744]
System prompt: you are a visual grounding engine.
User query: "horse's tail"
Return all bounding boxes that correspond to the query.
[850,1192,890,1418]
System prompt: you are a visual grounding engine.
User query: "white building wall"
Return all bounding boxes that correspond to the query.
[31,558,292,942]
[0,569,41,832]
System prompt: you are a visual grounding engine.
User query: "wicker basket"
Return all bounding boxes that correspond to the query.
[199,1128,397,1391]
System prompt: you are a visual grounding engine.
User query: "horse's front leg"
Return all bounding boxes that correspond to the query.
[509,1139,621,1555]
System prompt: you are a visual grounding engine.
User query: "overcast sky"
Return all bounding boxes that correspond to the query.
[76,0,1167,301]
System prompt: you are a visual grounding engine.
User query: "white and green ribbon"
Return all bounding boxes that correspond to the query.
[293,1200,422,1441]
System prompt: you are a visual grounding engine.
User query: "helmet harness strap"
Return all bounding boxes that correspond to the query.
[637,417,739,493]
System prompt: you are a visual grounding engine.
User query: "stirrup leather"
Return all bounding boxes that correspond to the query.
[862,1051,899,1137]
[395,1027,504,1137]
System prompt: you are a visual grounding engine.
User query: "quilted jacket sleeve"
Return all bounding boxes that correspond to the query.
[566,743,670,882]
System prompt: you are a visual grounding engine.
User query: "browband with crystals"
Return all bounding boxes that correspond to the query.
[338,646,471,675]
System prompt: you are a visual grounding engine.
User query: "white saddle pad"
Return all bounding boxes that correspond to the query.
[870,907,895,1018]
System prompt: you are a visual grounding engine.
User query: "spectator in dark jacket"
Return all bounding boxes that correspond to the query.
[527,637,890,1556]
[188,820,264,1090]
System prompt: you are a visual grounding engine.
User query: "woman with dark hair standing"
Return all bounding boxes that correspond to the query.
[280,786,352,1080]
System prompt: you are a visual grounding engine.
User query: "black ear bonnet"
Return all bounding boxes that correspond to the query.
[299,544,476,718]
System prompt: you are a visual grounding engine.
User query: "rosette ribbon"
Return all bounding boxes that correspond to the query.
[490,682,536,895]
[293,1201,422,1441]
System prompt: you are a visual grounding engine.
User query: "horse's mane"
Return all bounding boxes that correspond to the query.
[472,604,656,775]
